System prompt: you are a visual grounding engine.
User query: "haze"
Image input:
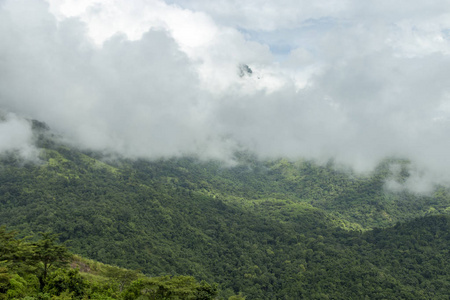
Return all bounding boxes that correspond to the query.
[1,0,450,192]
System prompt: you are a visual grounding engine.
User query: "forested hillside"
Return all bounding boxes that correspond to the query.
[2,124,450,298]
[0,227,219,299]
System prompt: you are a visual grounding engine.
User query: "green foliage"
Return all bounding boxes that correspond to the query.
[122,276,217,300]
[103,266,140,292]
[228,293,246,300]
[6,273,29,299]
[32,232,72,291]
[0,228,217,299]
[0,266,11,298]
[0,227,34,273]
[3,139,450,298]
[43,268,87,299]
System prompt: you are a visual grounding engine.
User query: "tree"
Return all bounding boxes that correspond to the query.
[0,226,33,272]
[44,268,87,299]
[103,266,140,292]
[0,265,12,299]
[31,232,72,290]
[228,293,246,300]
[122,276,218,300]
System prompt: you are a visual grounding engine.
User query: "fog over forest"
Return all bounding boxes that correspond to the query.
[1,0,450,192]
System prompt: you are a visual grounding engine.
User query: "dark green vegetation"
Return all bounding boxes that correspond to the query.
[2,123,450,298]
[0,227,218,299]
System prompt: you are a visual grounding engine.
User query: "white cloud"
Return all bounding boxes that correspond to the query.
[0,112,38,160]
[2,0,450,191]
[166,0,349,31]
[45,0,278,93]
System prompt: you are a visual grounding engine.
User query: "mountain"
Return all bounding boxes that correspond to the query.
[1,122,450,298]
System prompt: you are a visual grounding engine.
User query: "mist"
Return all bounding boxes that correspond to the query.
[0,112,38,161]
[2,0,450,191]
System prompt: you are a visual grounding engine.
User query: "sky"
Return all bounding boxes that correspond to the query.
[1,0,450,192]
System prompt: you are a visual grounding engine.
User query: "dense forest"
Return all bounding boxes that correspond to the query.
[2,122,450,299]
[0,227,219,299]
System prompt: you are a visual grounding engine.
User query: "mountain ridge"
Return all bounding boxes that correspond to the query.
[2,123,450,298]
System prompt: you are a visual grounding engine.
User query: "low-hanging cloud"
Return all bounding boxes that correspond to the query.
[0,112,38,161]
[2,0,450,191]
[0,0,227,159]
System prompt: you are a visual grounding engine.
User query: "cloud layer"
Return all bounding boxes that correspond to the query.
[2,0,450,190]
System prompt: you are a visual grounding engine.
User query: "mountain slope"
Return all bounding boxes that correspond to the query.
[2,127,450,298]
